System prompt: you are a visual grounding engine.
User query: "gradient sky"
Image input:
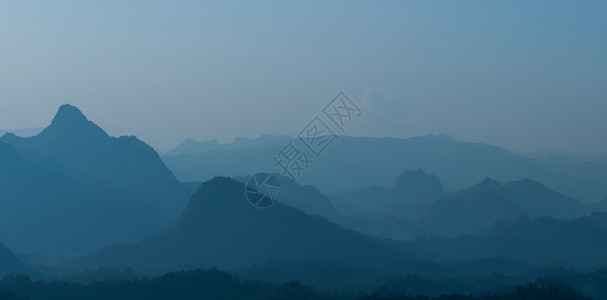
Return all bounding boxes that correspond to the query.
[1,1,606,153]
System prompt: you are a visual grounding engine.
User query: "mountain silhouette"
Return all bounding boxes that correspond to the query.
[166,135,293,156]
[234,173,341,222]
[419,178,519,236]
[413,214,607,266]
[419,178,585,236]
[0,242,31,278]
[330,169,445,220]
[162,135,607,203]
[0,127,43,138]
[0,105,194,254]
[326,170,443,240]
[78,177,414,270]
[392,169,445,200]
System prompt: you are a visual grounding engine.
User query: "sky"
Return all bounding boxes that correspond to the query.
[1,1,606,154]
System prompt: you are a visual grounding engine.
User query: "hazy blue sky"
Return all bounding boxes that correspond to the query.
[1,1,606,153]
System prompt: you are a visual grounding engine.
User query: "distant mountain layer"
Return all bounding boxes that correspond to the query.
[521,150,607,162]
[166,135,293,156]
[0,127,43,138]
[0,105,194,254]
[418,177,585,236]
[330,169,445,219]
[329,171,585,239]
[413,212,607,266]
[79,177,415,270]
[77,177,607,270]
[161,135,607,202]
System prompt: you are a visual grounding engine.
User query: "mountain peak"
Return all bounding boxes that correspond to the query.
[391,169,445,201]
[41,104,107,139]
[51,104,88,126]
[175,177,252,227]
[481,177,501,186]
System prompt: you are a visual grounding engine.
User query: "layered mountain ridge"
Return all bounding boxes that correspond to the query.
[0,105,194,254]
[79,177,415,270]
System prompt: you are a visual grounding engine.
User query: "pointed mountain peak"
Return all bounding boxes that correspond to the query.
[42,104,107,138]
[51,104,89,126]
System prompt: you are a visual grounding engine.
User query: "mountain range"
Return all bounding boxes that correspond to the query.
[413,212,607,266]
[162,135,607,203]
[233,174,341,222]
[418,177,585,236]
[78,177,415,270]
[0,127,43,138]
[166,135,293,156]
[2,104,607,279]
[328,171,586,239]
[75,175,607,271]
[330,169,445,220]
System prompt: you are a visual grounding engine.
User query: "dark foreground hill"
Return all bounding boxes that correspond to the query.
[0,269,594,300]
[0,242,31,278]
[0,105,194,254]
[233,174,342,223]
[78,177,415,271]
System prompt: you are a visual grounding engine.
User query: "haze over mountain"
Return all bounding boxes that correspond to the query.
[167,135,293,156]
[79,177,414,271]
[326,171,586,240]
[0,242,31,278]
[0,127,43,138]
[162,135,607,203]
[0,105,194,254]
[330,169,445,220]
[519,150,607,163]
[413,213,607,266]
[1,1,606,298]
[76,176,607,272]
[418,177,585,237]
[588,197,607,213]
[233,174,341,223]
